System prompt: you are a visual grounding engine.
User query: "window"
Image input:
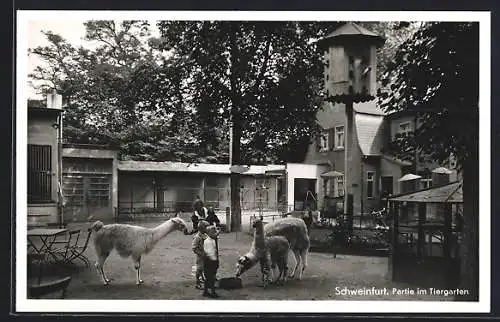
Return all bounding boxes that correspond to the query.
[335,125,345,149]
[319,131,329,152]
[323,178,331,196]
[381,176,393,198]
[367,172,374,198]
[335,175,344,197]
[398,122,412,136]
[28,144,52,203]
[420,178,432,190]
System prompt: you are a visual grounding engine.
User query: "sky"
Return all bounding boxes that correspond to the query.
[27,20,88,98]
[27,19,160,99]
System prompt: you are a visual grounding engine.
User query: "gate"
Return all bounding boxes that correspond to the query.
[62,174,112,222]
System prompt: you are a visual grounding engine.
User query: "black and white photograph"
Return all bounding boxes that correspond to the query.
[15,10,490,314]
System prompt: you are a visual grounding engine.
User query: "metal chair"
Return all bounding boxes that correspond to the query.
[66,228,93,266]
[51,229,81,263]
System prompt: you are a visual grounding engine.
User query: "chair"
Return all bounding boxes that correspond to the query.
[51,229,81,263]
[66,228,93,266]
[28,276,72,299]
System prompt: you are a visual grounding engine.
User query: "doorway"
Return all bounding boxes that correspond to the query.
[294,178,317,211]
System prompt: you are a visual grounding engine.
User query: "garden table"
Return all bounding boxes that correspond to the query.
[27,228,68,259]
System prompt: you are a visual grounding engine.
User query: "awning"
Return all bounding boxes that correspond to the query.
[398,174,422,182]
[321,170,344,178]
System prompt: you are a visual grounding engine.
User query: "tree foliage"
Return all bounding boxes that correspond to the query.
[29,20,199,161]
[378,22,479,167]
[156,21,339,165]
[29,20,417,165]
[378,22,479,301]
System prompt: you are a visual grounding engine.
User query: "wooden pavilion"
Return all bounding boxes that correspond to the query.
[387,181,463,289]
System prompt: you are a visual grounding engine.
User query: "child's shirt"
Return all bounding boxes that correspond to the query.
[203,237,219,261]
[192,232,207,257]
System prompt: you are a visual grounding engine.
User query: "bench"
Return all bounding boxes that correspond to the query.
[28,276,72,299]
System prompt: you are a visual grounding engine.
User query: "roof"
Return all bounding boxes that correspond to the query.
[316,101,343,129]
[389,181,463,203]
[321,170,344,178]
[354,113,385,156]
[398,174,422,182]
[118,160,285,175]
[319,22,385,47]
[381,155,412,166]
[353,100,386,116]
[28,107,63,117]
[432,167,453,174]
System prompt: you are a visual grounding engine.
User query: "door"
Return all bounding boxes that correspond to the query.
[381,176,394,199]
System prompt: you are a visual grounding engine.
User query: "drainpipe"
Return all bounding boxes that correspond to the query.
[58,112,63,226]
[360,157,364,222]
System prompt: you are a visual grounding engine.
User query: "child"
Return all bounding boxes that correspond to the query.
[203,225,221,298]
[205,207,221,227]
[191,220,209,289]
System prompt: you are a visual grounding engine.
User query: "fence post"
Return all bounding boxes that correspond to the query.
[225,206,231,233]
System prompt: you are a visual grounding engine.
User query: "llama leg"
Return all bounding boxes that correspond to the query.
[290,250,302,279]
[95,253,110,285]
[298,249,309,280]
[133,256,144,285]
[275,262,283,285]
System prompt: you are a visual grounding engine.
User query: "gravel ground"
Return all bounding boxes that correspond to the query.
[28,220,453,301]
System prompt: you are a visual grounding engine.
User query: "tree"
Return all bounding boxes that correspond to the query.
[29,21,201,161]
[156,21,335,230]
[378,22,479,301]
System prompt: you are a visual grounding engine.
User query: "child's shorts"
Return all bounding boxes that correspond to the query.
[195,256,204,271]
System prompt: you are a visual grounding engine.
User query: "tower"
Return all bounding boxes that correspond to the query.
[317,22,385,222]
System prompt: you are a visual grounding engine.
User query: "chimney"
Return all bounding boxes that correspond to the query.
[431,167,452,186]
[46,90,63,110]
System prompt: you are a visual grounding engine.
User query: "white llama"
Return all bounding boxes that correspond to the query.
[91,217,189,285]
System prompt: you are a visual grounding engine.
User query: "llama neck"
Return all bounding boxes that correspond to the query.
[253,224,266,250]
[245,246,259,263]
[151,220,177,242]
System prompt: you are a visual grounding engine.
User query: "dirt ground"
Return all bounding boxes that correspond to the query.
[28,220,453,301]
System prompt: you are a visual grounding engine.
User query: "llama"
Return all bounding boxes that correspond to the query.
[263,217,310,280]
[235,216,290,286]
[91,217,189,286]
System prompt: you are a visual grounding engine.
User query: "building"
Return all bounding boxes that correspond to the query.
[61,144,119,223]
[115,161,328,219]
[27,95,64,227]
[302,22,459,216]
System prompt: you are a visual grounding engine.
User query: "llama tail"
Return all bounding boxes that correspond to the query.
[91,220,104,232]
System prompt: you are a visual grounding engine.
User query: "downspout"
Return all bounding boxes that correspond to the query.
[360,156,364,223]
[58,112,64,226]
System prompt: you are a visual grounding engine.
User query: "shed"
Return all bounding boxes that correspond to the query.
[387,181,463,289]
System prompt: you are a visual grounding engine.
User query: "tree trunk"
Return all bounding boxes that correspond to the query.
[229,22,242,232]
[456,143,479,301]
[230,117,242,231]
